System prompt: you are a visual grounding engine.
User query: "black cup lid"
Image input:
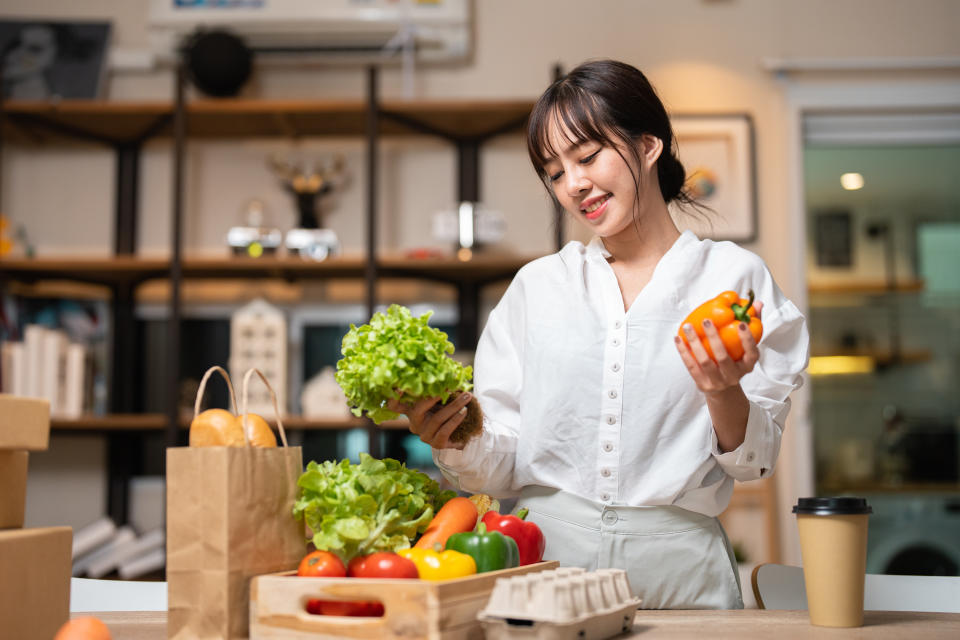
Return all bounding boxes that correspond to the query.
[793,497,872,515]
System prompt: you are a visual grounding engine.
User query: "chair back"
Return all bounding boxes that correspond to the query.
[751,563,806,610]
[752,563,960,613]
[70,578,167,612]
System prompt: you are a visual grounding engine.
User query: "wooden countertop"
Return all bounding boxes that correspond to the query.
[74,609,960,639]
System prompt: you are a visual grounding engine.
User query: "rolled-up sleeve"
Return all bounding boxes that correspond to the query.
[433,296,524,497]
[711,297,809,481]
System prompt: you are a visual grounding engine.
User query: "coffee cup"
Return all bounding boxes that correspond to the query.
[793,497,872,627]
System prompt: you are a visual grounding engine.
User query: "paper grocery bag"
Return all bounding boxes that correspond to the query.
[166,367,304,639]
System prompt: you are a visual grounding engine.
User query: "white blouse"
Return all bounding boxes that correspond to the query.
[434,231,809,517]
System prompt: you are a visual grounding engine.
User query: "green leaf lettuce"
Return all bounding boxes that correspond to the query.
[292,453,456,562]
[335,304,473,423]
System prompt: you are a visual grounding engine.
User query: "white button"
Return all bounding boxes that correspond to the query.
[746,452,756,462]
[603,442,614,453]
[606,415,616,425]
[601,467,612,478]
[611,363,621,372]
[602,510,618,525]
[601,493,611,502]
[612,338,621,346]
[608,389,618,399]
[614,320,623,329]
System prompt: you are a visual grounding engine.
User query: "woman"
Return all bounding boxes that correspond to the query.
[391,59,808,609]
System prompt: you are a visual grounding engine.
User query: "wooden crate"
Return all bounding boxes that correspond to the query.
[250,561,560,640]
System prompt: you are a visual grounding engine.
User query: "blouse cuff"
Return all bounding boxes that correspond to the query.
[711,400,776,481]
[431,424,494,488]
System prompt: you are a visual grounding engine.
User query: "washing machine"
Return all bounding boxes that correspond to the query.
[865,494,960,576]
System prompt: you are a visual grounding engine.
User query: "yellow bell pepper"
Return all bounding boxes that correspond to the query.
[397,547,477,581]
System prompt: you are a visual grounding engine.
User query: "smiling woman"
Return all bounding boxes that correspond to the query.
[392,59,810,610]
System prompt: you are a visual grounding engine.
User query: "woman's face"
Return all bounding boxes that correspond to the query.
[541,119,661,241]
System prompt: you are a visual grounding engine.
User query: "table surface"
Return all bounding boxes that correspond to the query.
[74,609,960,639]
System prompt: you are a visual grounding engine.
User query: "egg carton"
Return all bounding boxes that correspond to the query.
[478,567,641,640]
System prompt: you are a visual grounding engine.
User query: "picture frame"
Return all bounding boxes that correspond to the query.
[670,114,758,244]
[814,209,853,267]
[0,20,112,100]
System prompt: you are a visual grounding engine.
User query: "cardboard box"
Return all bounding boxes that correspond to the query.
[0,395,50,450]
[0,526,72,640]
[0,451,28,528]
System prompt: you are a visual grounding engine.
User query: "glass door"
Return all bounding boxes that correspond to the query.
[803,112,960,576]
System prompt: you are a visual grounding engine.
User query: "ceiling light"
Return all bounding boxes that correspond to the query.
[840,173,864,190]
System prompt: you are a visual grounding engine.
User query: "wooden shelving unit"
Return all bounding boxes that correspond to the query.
[0,77,540,524]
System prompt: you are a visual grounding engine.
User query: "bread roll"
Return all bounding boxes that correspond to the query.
[189,408,244,447]
[239,413,278,448]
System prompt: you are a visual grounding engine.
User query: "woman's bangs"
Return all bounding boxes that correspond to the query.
[528,88,608,170]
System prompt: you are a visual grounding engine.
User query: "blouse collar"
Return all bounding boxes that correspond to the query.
[585,229,699,262]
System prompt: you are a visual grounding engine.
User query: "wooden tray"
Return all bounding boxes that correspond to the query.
[249,560,560,640]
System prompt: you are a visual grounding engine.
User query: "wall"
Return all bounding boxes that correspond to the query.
[6,0,960,555]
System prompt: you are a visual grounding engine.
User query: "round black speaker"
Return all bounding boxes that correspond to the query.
[183,29,252,98]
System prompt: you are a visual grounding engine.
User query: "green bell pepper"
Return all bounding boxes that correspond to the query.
[445,522,520,573]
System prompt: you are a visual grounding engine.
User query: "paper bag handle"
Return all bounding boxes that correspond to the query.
[240,367,289,448]
[194,365,239,419]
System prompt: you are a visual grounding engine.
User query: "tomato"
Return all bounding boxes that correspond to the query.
[347,552,419,579]
[297,550,346,578]
[298,550,384,617]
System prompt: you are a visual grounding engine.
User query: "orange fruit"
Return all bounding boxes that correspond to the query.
[54,616,112,640]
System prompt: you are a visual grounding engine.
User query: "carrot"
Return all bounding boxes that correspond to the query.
[414,496,479,550]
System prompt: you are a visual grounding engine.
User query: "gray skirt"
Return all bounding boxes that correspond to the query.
[517,485,744,610]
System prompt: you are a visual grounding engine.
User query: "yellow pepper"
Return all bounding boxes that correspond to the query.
[397,547,477,581]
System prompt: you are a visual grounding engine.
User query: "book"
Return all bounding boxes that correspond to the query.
[42,328,66,416]
[63,343,87,418]
[23,324,46,399]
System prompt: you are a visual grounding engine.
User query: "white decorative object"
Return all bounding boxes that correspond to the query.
[229,299,287,416]
[147,0,472,65]
[432,202,506,250]
[300,367,352,420]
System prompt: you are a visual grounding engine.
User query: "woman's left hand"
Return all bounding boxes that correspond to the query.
[675,301,763,395]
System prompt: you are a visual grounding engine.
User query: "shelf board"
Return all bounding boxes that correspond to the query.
[810,350,932,365]
[808,279,925,295]
[819,481,960,495]
[50,413,408,432]
[51,414,168,431]
[0,98,535,144]
[0,252,535,288]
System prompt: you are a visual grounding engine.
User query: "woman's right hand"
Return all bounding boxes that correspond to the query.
[386,392,472,450]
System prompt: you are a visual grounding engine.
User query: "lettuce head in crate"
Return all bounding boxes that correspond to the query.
[336,304,482,444]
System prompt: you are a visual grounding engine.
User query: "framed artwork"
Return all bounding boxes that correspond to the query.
[0,20,112,100]
[670,114,758,243]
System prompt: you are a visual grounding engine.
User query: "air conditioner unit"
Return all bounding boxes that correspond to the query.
[148,0,472,64]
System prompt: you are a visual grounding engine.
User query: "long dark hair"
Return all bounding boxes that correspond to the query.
[527,59,698,216]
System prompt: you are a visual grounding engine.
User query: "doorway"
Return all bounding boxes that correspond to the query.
[803,111,960,576]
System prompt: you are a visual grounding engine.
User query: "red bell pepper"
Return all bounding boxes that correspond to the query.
[480,508,545,566]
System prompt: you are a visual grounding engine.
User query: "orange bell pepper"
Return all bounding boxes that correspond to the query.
[678,290,762,362]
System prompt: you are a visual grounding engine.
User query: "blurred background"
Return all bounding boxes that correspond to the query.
[1,0,958,588]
